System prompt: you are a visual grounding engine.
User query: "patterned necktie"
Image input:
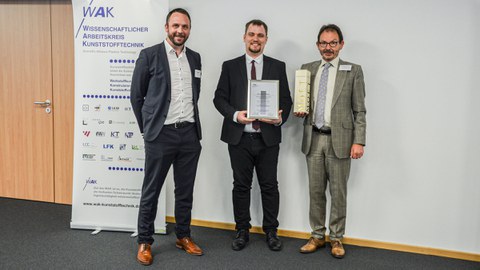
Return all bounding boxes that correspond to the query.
[251,60,257,80]
[251,60,260,130]
[314,62,331,128]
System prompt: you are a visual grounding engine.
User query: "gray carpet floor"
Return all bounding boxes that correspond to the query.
[0,197,478,270]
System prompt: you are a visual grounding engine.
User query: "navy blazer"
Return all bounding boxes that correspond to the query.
[130,42,202,142]
[213,55,292,147]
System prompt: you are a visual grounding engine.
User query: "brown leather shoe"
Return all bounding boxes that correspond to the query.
[137,243,153,265]
[330,240,345,258]
[176,237,203,256]
[300,237,326,253]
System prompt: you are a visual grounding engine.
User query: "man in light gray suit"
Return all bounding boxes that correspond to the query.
[295,24,366,259]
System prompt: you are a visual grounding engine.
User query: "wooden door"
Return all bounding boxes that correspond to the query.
[51,0,74,204]
[0,1,55,202]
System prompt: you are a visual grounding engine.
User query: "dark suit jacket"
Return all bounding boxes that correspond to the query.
[213,55,292,147]
[130,42,202,142]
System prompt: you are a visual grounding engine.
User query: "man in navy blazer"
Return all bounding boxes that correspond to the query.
[214,19,292,252]
[130,8,203,265]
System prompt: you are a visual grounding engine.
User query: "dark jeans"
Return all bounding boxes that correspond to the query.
[137,124,201,244]
[228,133,280,233]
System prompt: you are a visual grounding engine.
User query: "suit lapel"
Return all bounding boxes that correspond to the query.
[238,55,247,90]
[262,55,272,80]
[307,61,321,125]
[158,42,171,90]
[309,61,322,76]
[332,58,347,107]
[185,47,196,80]
[185,48,198,102]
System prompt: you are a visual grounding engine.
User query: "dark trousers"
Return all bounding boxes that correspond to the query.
[228,133,280,233]
[137,124,201,244]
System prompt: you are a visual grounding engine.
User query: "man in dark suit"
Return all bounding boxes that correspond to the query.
[295,24,366,259]
[130,8,203,265]
[213,19,292,252]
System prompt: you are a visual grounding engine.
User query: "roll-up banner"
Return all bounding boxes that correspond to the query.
[71,0,168,234]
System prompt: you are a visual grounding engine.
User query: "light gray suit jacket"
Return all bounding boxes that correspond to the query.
[301,58,366,158]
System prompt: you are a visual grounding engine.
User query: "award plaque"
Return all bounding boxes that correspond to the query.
[294,69,311,113]
[247,80,279,119]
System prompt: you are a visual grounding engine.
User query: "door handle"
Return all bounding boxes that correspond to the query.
[34,99,51,106]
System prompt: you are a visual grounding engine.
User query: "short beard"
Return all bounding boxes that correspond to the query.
[168,33,187,47]
[248,47,261,54]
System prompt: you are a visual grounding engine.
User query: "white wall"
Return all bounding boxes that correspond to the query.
[163,0,480,254]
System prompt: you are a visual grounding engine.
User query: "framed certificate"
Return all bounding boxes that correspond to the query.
[247,80,279,119]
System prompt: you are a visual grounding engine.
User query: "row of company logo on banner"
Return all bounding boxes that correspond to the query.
[80,96,145,169]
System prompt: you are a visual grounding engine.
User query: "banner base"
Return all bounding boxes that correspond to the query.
[70,222,167,235]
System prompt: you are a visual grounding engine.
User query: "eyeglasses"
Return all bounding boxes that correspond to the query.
[318,41,339,48]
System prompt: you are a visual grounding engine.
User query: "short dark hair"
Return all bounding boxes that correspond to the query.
[245,19,268,36]
[166,8,191,25]
[317,24,343,43]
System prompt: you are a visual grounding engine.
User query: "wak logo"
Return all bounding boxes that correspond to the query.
[83,6,114,18]
[75,1,115,38]
[83,131,91,137]
[83,177,97,190]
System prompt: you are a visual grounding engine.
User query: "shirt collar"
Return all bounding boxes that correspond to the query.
[246,54,264,65]
[164,39,186,56]
[322,57,340,69]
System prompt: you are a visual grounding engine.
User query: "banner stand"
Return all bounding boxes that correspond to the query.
[71,0,169,235]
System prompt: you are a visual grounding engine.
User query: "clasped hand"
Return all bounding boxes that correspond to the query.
[293,112,308,118]
[237,110,283,125]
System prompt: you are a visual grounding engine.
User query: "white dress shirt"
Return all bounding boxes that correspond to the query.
[234,54,264,133]
[164,41,195,125]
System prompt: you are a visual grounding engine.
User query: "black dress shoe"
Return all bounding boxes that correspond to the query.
[232,229,249,251]
[266,231,282,251]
